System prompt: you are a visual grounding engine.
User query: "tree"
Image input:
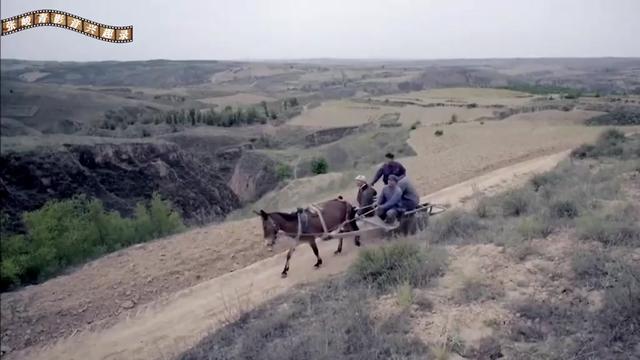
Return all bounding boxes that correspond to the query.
[189,109,197,126]
[311,158,328,175]
[276,164,293,180]
[260,101,269,118]
[246,107,258,123]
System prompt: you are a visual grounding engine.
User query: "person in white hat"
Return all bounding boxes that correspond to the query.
[355,175,377,217]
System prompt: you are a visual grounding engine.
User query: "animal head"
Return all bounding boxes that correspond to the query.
[254,209,279,248]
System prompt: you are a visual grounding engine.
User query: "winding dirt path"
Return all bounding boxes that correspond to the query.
[14,151,569,360]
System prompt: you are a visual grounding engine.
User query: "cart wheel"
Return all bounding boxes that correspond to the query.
[417,211,429,232]
[399,214,418,236]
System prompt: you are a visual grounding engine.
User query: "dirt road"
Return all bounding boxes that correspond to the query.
[14,151,569,360]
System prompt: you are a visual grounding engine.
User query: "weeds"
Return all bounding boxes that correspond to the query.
[396,281,414,308]
[576,212,640,246]
[571,248,612,288]
[498,189,536,217]
[180,278,432,360]
[454,276,505,304]
[349,242,448,291]
[428,210,484,244]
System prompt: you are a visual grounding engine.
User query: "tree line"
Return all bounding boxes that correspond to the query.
[0,194,184,291]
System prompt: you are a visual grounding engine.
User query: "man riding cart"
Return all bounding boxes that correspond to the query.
[375,174,419,225]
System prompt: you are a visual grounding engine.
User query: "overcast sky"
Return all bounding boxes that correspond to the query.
[1,0,639,61]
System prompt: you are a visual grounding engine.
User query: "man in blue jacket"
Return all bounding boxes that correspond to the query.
[397,175,419,211]
[376,175,403,224]
[370,152,406,186]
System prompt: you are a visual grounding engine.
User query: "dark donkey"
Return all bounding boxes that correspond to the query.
[255,198,359,277]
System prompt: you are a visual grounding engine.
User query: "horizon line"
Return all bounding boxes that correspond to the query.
[2,56,640,64]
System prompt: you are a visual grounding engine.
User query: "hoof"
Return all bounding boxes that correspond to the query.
[355,241,361,247]
[281,272,288,278]
[314,260,323,268]
[334,250,342,255]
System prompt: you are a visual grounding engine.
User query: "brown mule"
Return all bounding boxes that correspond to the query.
[255,198,359,277]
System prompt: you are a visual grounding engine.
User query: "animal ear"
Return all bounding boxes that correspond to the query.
[259,209,268,219]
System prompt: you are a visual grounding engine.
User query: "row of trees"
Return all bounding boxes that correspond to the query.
[101,97,301,131]
[153,97,301,128]
[153,106,271,127]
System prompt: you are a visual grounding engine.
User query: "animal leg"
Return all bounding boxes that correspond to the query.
[282,247,295,278]
[309,239,322,268]
[335,237,343,254]
[354,235,361,247]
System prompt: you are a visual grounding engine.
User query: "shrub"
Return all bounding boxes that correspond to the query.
[517,214,555,240]
[576,210,640,246]
[0,193,184,291]
[410,121,421,130]
[474,198,492,218]
[585,110,640,126]
[549,199,579,219]
[275,163,293,180]
[529,171,563,192]
[571,249,611,288]
[310,157,328,175]
[428,210,484,244]
[349,242,448,291]
[571,129,637,159]
[434,129,444,136]
[570,144,597,159]
[498,189,536,217]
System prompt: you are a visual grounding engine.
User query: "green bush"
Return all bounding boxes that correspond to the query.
[0,193,184,291]
[434,129,444,136]
[349,242,447,291]
[275,163,293,180]
[310,157,328,175]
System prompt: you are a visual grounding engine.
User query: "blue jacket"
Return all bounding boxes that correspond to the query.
[371,161,406,185]
[398,177,419,210]
[378,185,402,211]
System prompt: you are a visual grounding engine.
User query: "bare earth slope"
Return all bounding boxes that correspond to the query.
[9,151,568,360]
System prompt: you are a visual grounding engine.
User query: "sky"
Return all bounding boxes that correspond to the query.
[1,0,639,61]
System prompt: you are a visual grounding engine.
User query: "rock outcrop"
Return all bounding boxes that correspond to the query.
[0,142,241,231]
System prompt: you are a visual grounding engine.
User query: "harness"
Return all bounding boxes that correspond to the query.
[276,199,355,239]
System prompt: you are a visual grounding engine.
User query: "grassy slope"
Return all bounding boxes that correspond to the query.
[180,131,640,360]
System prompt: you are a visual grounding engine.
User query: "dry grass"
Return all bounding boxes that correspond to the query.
[179,241,445,360]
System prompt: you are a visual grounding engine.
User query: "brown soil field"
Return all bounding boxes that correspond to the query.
[196,93,276,107]
[290,100,495,128]
[378,87,536,106]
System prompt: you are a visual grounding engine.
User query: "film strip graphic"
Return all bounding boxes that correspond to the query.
[1,9,133,43]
